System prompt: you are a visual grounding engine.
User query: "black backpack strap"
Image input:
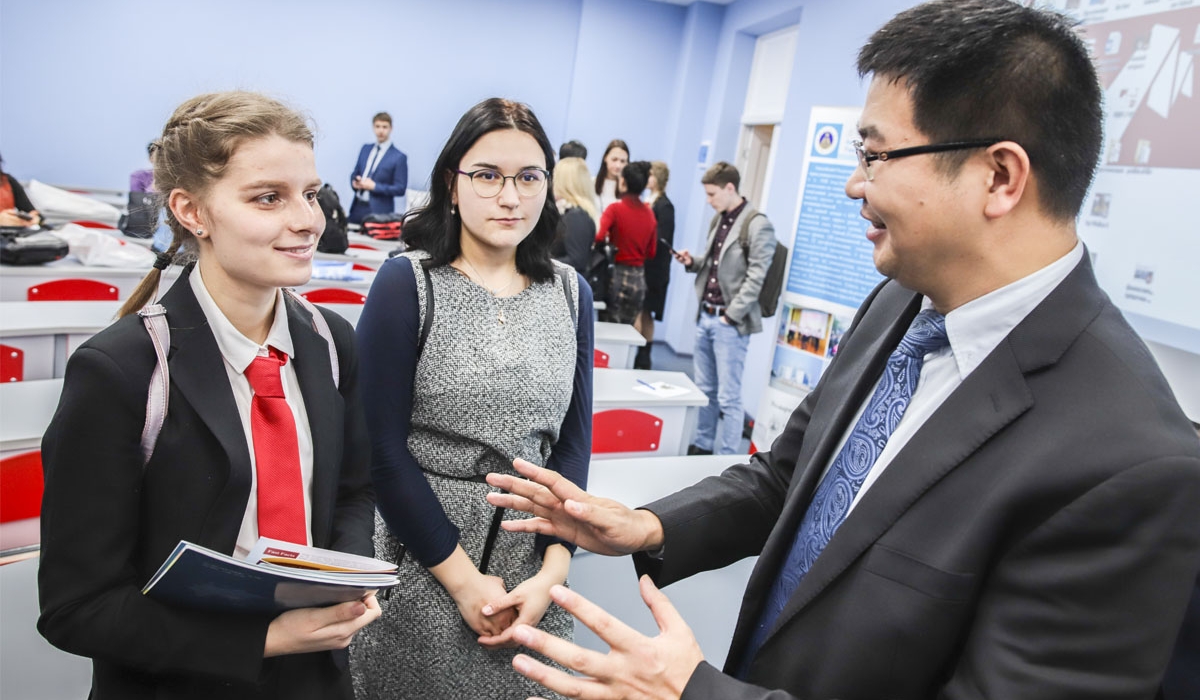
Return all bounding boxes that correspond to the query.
[737,210,765,252]
[417,259,435,357]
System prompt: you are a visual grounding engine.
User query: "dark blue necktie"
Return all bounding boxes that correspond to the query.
[737,309,949,676]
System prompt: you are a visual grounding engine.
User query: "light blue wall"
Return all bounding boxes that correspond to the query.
[0,0,686,209]
[0,0,928,423]
[652,0,919,421]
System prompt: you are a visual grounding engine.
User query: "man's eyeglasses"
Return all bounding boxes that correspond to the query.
[851,139,1003,181]
[457,168,549,198]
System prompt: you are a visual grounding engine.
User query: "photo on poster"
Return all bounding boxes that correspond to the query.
[778,304,832,357]
[769,344,828,396]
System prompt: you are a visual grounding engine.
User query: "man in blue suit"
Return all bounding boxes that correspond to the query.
[348,112,407,224]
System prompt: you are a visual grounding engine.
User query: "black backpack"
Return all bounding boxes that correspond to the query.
[738,214,788,318]
[316,184,348,254]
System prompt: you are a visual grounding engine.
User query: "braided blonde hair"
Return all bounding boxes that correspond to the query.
[118,91,314,318]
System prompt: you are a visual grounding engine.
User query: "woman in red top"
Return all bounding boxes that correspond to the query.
[595,160,656,324]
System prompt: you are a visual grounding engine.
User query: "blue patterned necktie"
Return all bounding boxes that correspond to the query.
[737,309,949,676]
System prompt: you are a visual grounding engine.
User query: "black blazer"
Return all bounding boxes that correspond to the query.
[637,256,1200,699]
[38,267,375,700]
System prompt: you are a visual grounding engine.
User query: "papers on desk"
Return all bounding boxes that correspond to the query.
[143,537,399,614]
[311,260,364,281]
[633,380,690,398]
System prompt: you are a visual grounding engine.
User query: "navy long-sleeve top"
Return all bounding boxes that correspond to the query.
[356,256,594,567]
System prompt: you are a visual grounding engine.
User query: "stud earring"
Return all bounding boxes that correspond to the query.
[195,228,204,237]
[450,205,457,216]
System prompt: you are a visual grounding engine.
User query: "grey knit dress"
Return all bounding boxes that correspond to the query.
[351,252,579,700]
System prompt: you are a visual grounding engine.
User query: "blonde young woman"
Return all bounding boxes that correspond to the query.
[551,156,598,275]
[37,91,379,700]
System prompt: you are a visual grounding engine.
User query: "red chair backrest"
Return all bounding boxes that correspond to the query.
[301,288,367,304]
[593,349,610,368]
[351,263,376,272]
[592,409,663,453]
[0,344,24,382]
[28,278,120,301]
[0,451,44,523]
[71,220,118,230]
[348,242,381,251]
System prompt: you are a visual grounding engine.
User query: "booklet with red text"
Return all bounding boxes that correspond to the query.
[143,537,399,614]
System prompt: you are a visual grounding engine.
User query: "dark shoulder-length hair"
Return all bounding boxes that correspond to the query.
[593,139,629,197]
[402,98,559,283]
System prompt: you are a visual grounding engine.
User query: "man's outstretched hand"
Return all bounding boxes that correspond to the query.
[486,459,664,557]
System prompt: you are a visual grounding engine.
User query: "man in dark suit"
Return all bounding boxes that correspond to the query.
[348,112,407,225]
[485,1,1200,698]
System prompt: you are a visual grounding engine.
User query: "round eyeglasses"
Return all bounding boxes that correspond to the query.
[457,168,549,198]
[851,139,1004,181]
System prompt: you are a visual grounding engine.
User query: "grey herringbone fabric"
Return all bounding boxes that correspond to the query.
[351,252,577,700]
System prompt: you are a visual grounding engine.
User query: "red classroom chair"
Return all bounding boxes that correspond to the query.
[348,242,381,251]
[352,263,376,272]
[593,349,610,368]
[0,451,44,523]
[301,288,367,304]
[592,409,663,454]
[70,220,118,230]
[0,344,24,382]
[27,278,120,301]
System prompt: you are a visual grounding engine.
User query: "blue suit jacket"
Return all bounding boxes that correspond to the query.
[350,143,407,216]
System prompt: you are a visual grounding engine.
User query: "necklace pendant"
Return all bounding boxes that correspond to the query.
[498,308,506,324]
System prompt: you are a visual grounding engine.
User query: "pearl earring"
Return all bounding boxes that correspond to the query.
[450,205,457,215]
[195,228,204,237]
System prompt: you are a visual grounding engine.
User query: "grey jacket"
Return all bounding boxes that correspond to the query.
[688,202,776,335]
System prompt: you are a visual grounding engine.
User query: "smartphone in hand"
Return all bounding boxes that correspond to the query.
[659,237,677,256]
[15,211,33,221]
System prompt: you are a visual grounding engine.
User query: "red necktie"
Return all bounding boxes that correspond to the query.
[243,347,308,545]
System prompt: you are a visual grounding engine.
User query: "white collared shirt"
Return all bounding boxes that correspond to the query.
[833,242,1085,514]
[189,268,315,557]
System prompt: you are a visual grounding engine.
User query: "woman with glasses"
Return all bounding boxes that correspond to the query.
[350,98,593,699]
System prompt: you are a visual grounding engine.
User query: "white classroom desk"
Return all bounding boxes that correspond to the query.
[315,246,390,268]
[594,321,645,368]
[571,454,756,668]
[592,368,707,459]
[0,260,374,302]
[346,232,403,251]
[0,301,121,379]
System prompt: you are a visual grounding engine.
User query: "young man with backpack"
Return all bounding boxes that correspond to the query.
[673,161,779,455]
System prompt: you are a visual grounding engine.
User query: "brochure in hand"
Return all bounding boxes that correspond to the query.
[142,537,400,614]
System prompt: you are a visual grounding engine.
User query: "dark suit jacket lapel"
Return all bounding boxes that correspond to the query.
[285,298,343,549]
[158,267,252,549]
[725,285,922,664]
[751,256,1107,658]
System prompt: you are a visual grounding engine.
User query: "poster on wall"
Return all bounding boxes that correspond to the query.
[1037,0,1200,354]
[750,106,883,451]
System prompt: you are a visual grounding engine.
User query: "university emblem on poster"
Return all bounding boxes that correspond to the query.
[811,123,841,157]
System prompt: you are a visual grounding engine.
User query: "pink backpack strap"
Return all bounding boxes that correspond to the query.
[137,304,170,467]
[283,288,339,388]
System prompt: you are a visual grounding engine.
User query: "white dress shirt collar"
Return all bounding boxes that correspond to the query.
[934,241,1084,380]
[188,266,295,371]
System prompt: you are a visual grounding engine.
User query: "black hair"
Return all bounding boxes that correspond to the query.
[857,0,1102,221]
[402,98,559,282]
[559,140,587,160]
[622,161,651,197]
